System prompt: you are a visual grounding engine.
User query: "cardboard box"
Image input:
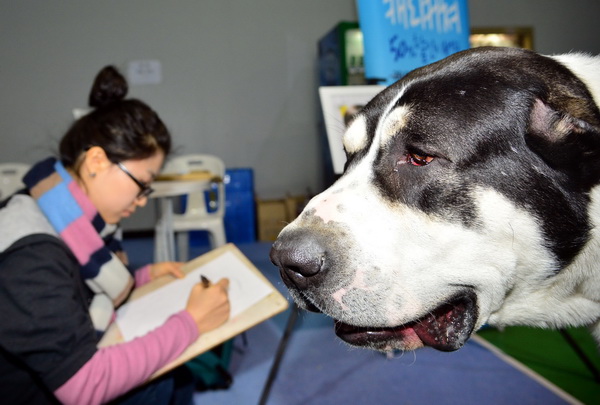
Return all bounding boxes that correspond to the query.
[256,199,287,242]
[256,194,308,241]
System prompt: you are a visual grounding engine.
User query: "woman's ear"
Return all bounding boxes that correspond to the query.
[82,146,111,178]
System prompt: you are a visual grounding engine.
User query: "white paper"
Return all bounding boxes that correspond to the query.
[116,251,273,341]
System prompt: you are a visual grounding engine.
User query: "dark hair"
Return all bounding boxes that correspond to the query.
[60,66,171,171]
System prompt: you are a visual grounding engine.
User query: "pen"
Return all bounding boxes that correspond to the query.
[200,275,210,288]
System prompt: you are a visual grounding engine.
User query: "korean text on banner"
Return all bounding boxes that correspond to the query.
[356,0,470,85]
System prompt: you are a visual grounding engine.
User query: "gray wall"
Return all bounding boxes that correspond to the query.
[469,0,600,54]
[1,0,358,199]
[2,0,600,230]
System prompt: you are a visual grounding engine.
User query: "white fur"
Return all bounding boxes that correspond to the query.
[300,172,579,333]
[488,186,600,339]
[293,160,600,343]
[484,187,600,330]
[551,53,600,108]
[342,116,368,154]
[379,105,411,147]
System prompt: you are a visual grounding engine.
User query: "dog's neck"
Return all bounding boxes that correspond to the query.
[573,185,600,343]
[488,186,600,342]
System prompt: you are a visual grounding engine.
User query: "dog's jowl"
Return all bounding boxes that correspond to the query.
[270,47,600,352]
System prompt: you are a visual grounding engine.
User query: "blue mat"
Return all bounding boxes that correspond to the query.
[121,238,577,404]
[195,311,575,405]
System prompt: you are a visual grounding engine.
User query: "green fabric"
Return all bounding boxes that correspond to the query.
[186,339,234,388]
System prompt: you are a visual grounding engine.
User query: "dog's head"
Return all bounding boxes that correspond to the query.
[271,47,600,352]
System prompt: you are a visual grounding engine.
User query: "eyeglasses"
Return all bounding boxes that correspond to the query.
[116,162,154,199]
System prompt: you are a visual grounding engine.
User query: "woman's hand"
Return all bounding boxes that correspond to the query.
[186,278,230,333]
[150,262,185,280]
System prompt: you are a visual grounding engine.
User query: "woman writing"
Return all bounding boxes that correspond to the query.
[0,66,230,404]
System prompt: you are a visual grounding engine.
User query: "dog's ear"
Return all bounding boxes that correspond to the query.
[526,99,600,189]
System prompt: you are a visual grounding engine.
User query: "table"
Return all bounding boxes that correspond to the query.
[152,178,210,262]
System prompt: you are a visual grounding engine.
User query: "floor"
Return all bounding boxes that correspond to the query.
[122,235,599,405]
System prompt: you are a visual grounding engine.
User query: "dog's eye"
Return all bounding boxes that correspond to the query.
[407,153,434,166]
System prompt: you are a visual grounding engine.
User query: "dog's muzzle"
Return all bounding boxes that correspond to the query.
[271,227,479,352]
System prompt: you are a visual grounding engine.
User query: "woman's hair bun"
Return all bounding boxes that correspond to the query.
[88,65,128,108]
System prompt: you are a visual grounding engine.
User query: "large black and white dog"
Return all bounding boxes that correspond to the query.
[271,47,600,352]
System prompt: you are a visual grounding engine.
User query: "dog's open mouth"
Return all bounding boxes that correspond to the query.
[333,292,477,352]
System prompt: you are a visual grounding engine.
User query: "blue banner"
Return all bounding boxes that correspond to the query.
[356,0,470,85]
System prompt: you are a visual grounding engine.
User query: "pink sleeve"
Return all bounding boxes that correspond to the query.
[54,310,199,405]
[134,264,152,286]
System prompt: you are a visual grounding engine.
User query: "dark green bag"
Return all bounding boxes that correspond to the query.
[186,339,234,391]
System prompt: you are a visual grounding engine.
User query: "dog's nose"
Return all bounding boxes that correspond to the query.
[270,230,325,285]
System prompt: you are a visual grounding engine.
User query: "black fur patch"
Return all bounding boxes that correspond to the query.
[348,47,600,268]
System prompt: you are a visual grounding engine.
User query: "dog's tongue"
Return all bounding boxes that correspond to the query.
[412,298,475,351]
[335,293,476,352]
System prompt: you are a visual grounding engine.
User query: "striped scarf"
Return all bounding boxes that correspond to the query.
[23,157,133,332]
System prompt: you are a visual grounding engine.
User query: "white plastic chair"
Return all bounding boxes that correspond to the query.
[0,163,30,200]
[156,154,227,261]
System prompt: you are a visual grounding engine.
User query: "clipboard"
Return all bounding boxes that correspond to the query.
[98,244,289,380]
